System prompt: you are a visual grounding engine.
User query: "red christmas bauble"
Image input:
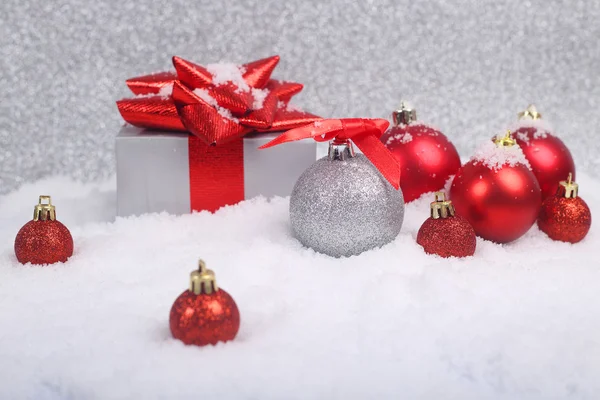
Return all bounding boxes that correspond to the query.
[537,175,591,243]
[170,289,240,346]
[15,196,73,265]
[417,194,476,257]
[449,139,542,243]
[170,260,240,346]
[538,196,591,243]
[381,105,461,202]
[513,126,575,199]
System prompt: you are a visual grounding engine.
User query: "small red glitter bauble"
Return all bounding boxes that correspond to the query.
[380,104,461,202]
[14,196,73,265]
[170,260,240,346]
[537,175,591,243]
[417,215,476,258]
[514,126,575,199]
[170,289,240,346]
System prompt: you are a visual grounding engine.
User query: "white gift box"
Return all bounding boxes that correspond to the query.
[116,126,326,217]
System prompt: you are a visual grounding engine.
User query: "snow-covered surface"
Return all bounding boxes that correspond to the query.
[472,140,532,170]
[0,175,599,399]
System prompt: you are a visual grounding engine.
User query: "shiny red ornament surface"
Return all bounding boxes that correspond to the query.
[538,195,591,243]
[170,289,240,346]
[381,124,461,202]
[417,215,476,258]
[450,161,541,243]
[513,126,576,199]
[14,220,74,265]
[117,55,320,146]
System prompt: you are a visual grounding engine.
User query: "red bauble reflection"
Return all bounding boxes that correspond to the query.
[14,220,74,265]
[170,289,240,346]
[381,124,461,202]
[513,126,576,199]
[450,161,542,243]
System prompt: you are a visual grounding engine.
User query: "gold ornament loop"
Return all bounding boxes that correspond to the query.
[494,130,516,147]
[190,259,219,295]
[430,192,455,219]
[518,104,542,120]
[558,173,579,199]
[33,195,56,221]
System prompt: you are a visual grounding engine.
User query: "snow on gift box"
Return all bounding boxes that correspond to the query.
[260,118,405,258]
[116,55,324,216]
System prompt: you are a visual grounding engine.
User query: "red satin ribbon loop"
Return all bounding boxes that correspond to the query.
[260,118,401,189]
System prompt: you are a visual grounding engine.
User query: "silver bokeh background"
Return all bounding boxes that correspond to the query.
[1,0,598,194]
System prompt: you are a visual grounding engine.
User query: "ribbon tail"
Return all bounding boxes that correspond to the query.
[353,133,401,189]
[260,120,345,149]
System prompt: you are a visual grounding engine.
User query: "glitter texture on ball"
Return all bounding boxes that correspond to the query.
[290,152,404,258]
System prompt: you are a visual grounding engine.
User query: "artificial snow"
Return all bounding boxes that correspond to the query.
[251,88,269,110]
[191,88,239,123]
[472,139,532,170]
[386,131,413,145]
[0,175,599,399]
[206,63,250,92]
[508,118,555,137]
[192,88,218,107]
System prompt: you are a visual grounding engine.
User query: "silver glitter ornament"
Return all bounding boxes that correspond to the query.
[290,141,404,257]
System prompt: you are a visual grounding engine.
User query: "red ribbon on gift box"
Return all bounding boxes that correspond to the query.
[261,118,401,189]
[117,55,321,212]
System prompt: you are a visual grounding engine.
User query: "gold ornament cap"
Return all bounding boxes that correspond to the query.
[190,259,219,295]
[518,104,542,120]
[430,192,455,219]
[33,195,56,221]
[557,173,578,199]
[392,101,417,126]
[494,130,516,147]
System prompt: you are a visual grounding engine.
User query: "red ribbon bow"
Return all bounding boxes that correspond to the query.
[117,55,321,145]
[260,118,401,189]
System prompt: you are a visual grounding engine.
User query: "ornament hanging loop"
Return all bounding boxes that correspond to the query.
[518,104,542,120]
[558,173,579,199]
[392,101,417,126]
[430,192,455,219]
[190,259,219,295]
[494,130,517,147]
[33,195,56,221]
[328,140,355,160]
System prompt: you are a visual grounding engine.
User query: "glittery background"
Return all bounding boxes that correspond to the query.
[1,0,599,194]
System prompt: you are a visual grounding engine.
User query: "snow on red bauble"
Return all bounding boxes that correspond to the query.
[511,105,576,199]
[417,192,476,258]
[14,196,74,265]
[170,260,240,346]
[538,174,592,243]
[380,103,461,202]
[450,132,542,244]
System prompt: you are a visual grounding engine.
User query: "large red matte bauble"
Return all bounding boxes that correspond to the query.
[14,220,74,265]
[538,195,591,243]
[170,289,240,346]
[417,215,476,258]
[450,161,542,243]
[381,124,461,202]
[514,126,576,199]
